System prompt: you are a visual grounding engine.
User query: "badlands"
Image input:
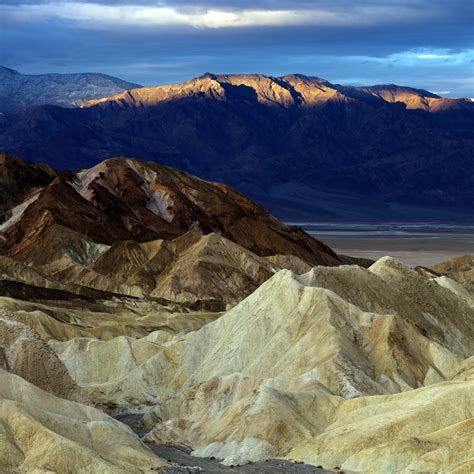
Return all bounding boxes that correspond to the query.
[0,153,472,472]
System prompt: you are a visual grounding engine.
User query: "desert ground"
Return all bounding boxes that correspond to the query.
[318,236,473,267]
[0,157,472,472]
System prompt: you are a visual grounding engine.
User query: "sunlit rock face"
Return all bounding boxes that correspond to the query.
[83,73,471,112]
[51,258,473,467]
[0,65,141,113]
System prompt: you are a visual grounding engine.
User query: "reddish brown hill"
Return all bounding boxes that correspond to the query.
[71,157,340,265]
[1,177,131,262]
[0,155,340,267]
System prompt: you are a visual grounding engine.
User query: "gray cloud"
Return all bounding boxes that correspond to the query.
[0,2,435,29]
[0,1,472,97]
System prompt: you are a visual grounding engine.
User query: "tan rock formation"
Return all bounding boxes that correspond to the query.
[1,225,312,308]
[287,379,474,472]
[0,306,81,401]
[433,254,474,292]
[92,231,277,306]
[0,369,167,472]
[1,295,220,342]
[1,151,471,473]
[51,258,474,466]
[433,275,474,307]
[264,254,312,274]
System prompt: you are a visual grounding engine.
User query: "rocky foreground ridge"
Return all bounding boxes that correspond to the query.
[50,257,473,471]
[0,154,472,472]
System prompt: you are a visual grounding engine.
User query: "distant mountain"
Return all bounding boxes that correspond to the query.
[0,65,141,113]
[0,72,472,220]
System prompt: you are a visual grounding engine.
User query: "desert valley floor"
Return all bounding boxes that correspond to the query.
[305,224,474,267]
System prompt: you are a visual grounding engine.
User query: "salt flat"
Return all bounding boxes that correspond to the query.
[299,223,474,267]
[318,236,474,267]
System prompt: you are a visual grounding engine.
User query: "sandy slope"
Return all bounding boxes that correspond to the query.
[51,257,474,467]
[0,369,167,472]
[0,308,169,472]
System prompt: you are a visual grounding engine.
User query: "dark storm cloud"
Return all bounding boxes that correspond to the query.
[0,1,473,97]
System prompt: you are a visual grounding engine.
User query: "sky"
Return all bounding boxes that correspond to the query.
[0,0,473,97]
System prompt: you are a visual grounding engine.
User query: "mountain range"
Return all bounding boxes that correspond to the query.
[0,71,472,220]
[0,65,140,113]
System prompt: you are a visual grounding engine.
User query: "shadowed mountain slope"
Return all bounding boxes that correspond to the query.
[0,65,141,113]
[1,73,472,220]
[0,152,58,214]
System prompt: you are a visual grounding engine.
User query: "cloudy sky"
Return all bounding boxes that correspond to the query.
[1,0,473,97]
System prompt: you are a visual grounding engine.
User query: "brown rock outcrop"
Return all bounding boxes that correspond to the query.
[0,155,339,269]
[0,306,82,401]
[432,255,474,292]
